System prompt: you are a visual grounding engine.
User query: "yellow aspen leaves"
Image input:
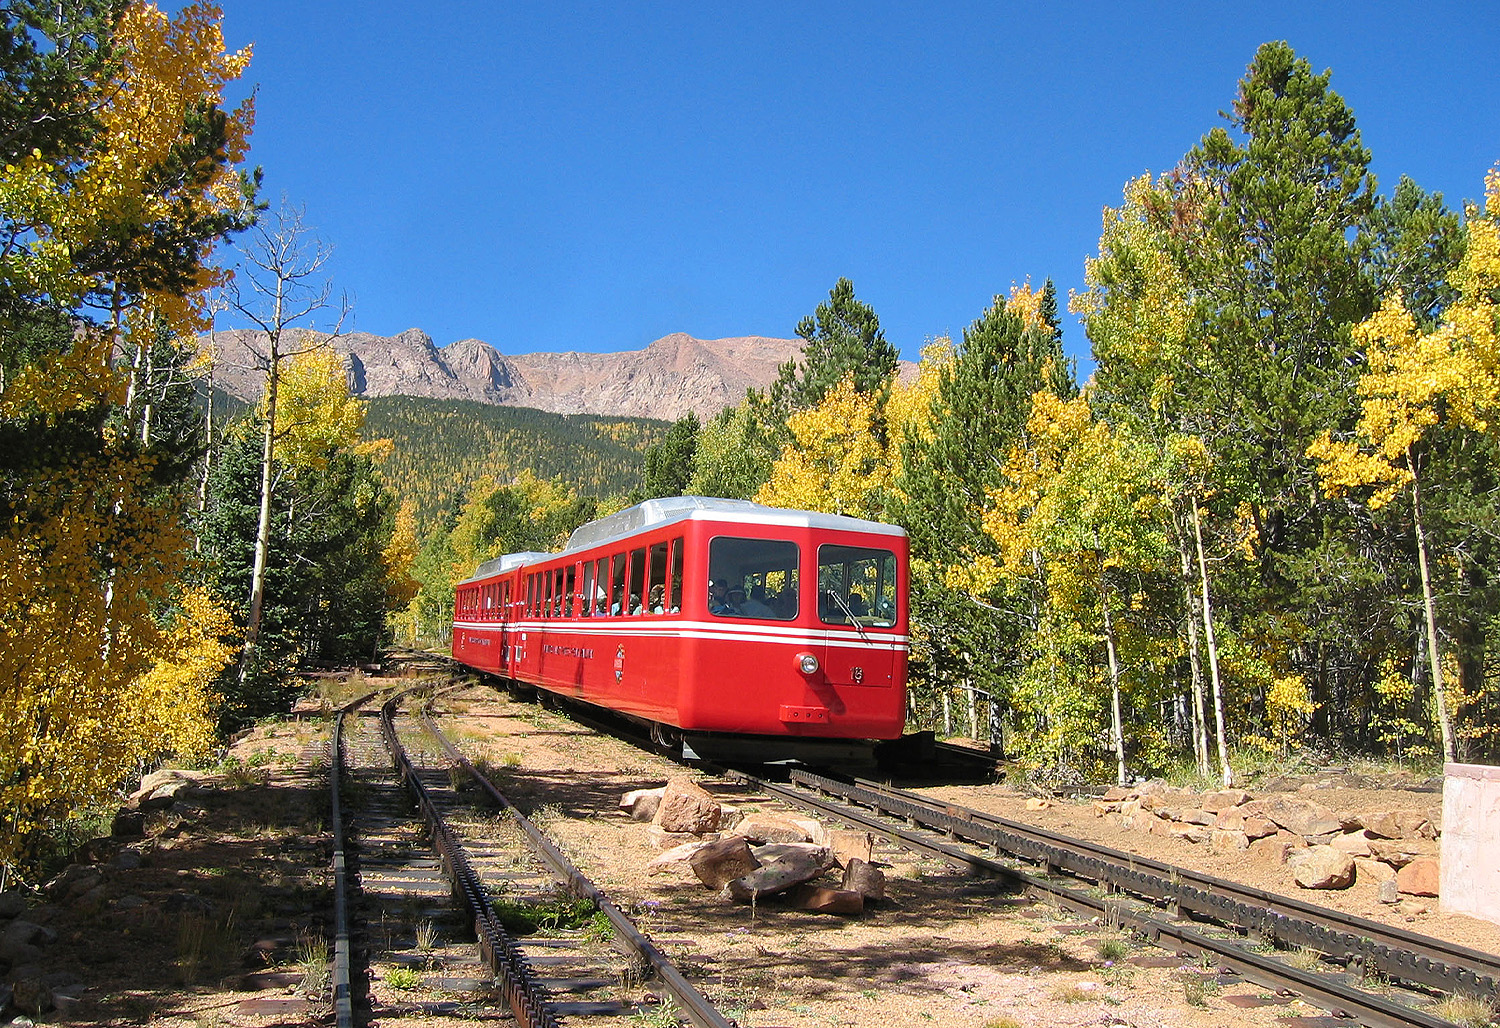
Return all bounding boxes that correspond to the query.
[1310,165,1500,507]
[756,374,890,519]
[271,344,368,470]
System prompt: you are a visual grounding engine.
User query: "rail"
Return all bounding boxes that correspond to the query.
[418,695,738,1028]
[812,772,1500,1003]
[724,768,1466,1028]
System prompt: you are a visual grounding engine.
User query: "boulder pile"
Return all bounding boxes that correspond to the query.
[1089,782,1440,902]
[621,778,883,916]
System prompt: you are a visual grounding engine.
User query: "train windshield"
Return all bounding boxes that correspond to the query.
[707,537,799,620]
[818,545,898,627]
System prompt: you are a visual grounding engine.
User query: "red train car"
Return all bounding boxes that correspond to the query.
[451,497,909,761]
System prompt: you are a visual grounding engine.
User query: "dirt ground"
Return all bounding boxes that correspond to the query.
[4,679,1496,1028]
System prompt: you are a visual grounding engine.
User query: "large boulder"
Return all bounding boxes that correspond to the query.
[653,777,721,834]
[1244,797,1345,838]
[841,858,886,901]
[1201,789,1252,813]
[726,843,833,901]
[0,890,27,919]
[619,787,666,822]
[1397,858,1440,897]
[131,768,208,810]
[788,884,863,915]
[645,840,712,875]
[1367,838,1439,867]
[1288,845,1355,889]
[733,813,814,845]
[689,837,761,890]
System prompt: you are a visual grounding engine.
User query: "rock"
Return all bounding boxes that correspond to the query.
[1357,810,1403,839]
[1179,809,1216,826]
[11,971,52,1015]
[1378,877,1401,904]
[0,890,27,919]
[1102,786,1133,801]
[828,830,874,868]
[1024,797,1051,811]
[1212,808,1245,831]
[1396,857,1440,897]
[733,813,814,845]
[1167,825,1210,844]
[1241,816,1278,840]
[1092,800,1120,817]
[788,884,863,915]
[3,919,57,949]
[111,808,145,838]
[1393,810,1437,839]
[1119,798,1142,818]
[1210,829,1249,854]
[788,817,828,846]
[1367,838,1439,867]
[133,771,204,811]
[1355,857,1397,884]
[1288,845,1355,889]
[1331,830,1373,857]
[1201,789,1251,813]
[619,787,665,822]
[646,826,719,852]
[727,844,833,901]
[115,894,148,910]
[44,866,101,901]
[1397,898,1431,916]
[689,837,761,890]
[1244,796,1344,837]
[653,777,721,834]
[111,849,143,870]
[841,858,886,901]
[162,891,213,916]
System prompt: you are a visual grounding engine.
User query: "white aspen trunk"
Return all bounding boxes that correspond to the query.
[1178,530,1210,777]
[942,691,952,736]
[966,680,978,740]
[1101,584,1127,786]
[239,361,276,689]
[1192,498,1234,787]
[1409,452,1454,762]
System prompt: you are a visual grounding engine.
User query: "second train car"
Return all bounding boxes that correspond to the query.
[451,496,909,762]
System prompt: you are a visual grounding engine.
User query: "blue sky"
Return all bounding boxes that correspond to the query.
[214,2,1498,371]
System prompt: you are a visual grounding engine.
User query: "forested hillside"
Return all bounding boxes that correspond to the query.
[363,396,667,531]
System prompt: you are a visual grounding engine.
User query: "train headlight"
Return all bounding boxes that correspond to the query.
[796,652,820,675]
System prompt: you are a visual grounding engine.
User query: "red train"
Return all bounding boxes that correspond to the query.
[451,497,909,762]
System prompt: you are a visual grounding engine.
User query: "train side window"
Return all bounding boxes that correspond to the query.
[563,564,577,617]
[707,537,799,620]
[581,561,595,618]
[610,552,627,615]
[628,547,646,615]
[646,542,668,613]
[818,544,898,627]
[527,573,537,617]
[668,536,683,613]
[593,558,608,614]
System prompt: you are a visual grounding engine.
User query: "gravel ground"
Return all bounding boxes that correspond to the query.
[7,676,1494,1028]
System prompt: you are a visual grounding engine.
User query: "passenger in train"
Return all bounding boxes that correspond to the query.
[737,587,775,618]
[846,591,868,618]
[708,579,732,614]
[648,584,666,614]
[629,593,643,615]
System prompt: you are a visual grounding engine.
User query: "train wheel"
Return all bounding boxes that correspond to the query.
[649,721,682,756]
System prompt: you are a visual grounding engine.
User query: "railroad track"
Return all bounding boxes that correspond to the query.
[725,767,1488,1028]
[330,681,736,1028]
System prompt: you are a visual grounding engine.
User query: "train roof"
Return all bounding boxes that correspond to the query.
[563,496,906,554]
[459,497,905,583]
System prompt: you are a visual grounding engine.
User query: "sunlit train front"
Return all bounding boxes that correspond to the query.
[451,497,909,761]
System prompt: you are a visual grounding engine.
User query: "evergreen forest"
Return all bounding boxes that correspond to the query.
[1,3,1496,871]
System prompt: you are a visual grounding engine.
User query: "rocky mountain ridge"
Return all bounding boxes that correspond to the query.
[204,327,809,423]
